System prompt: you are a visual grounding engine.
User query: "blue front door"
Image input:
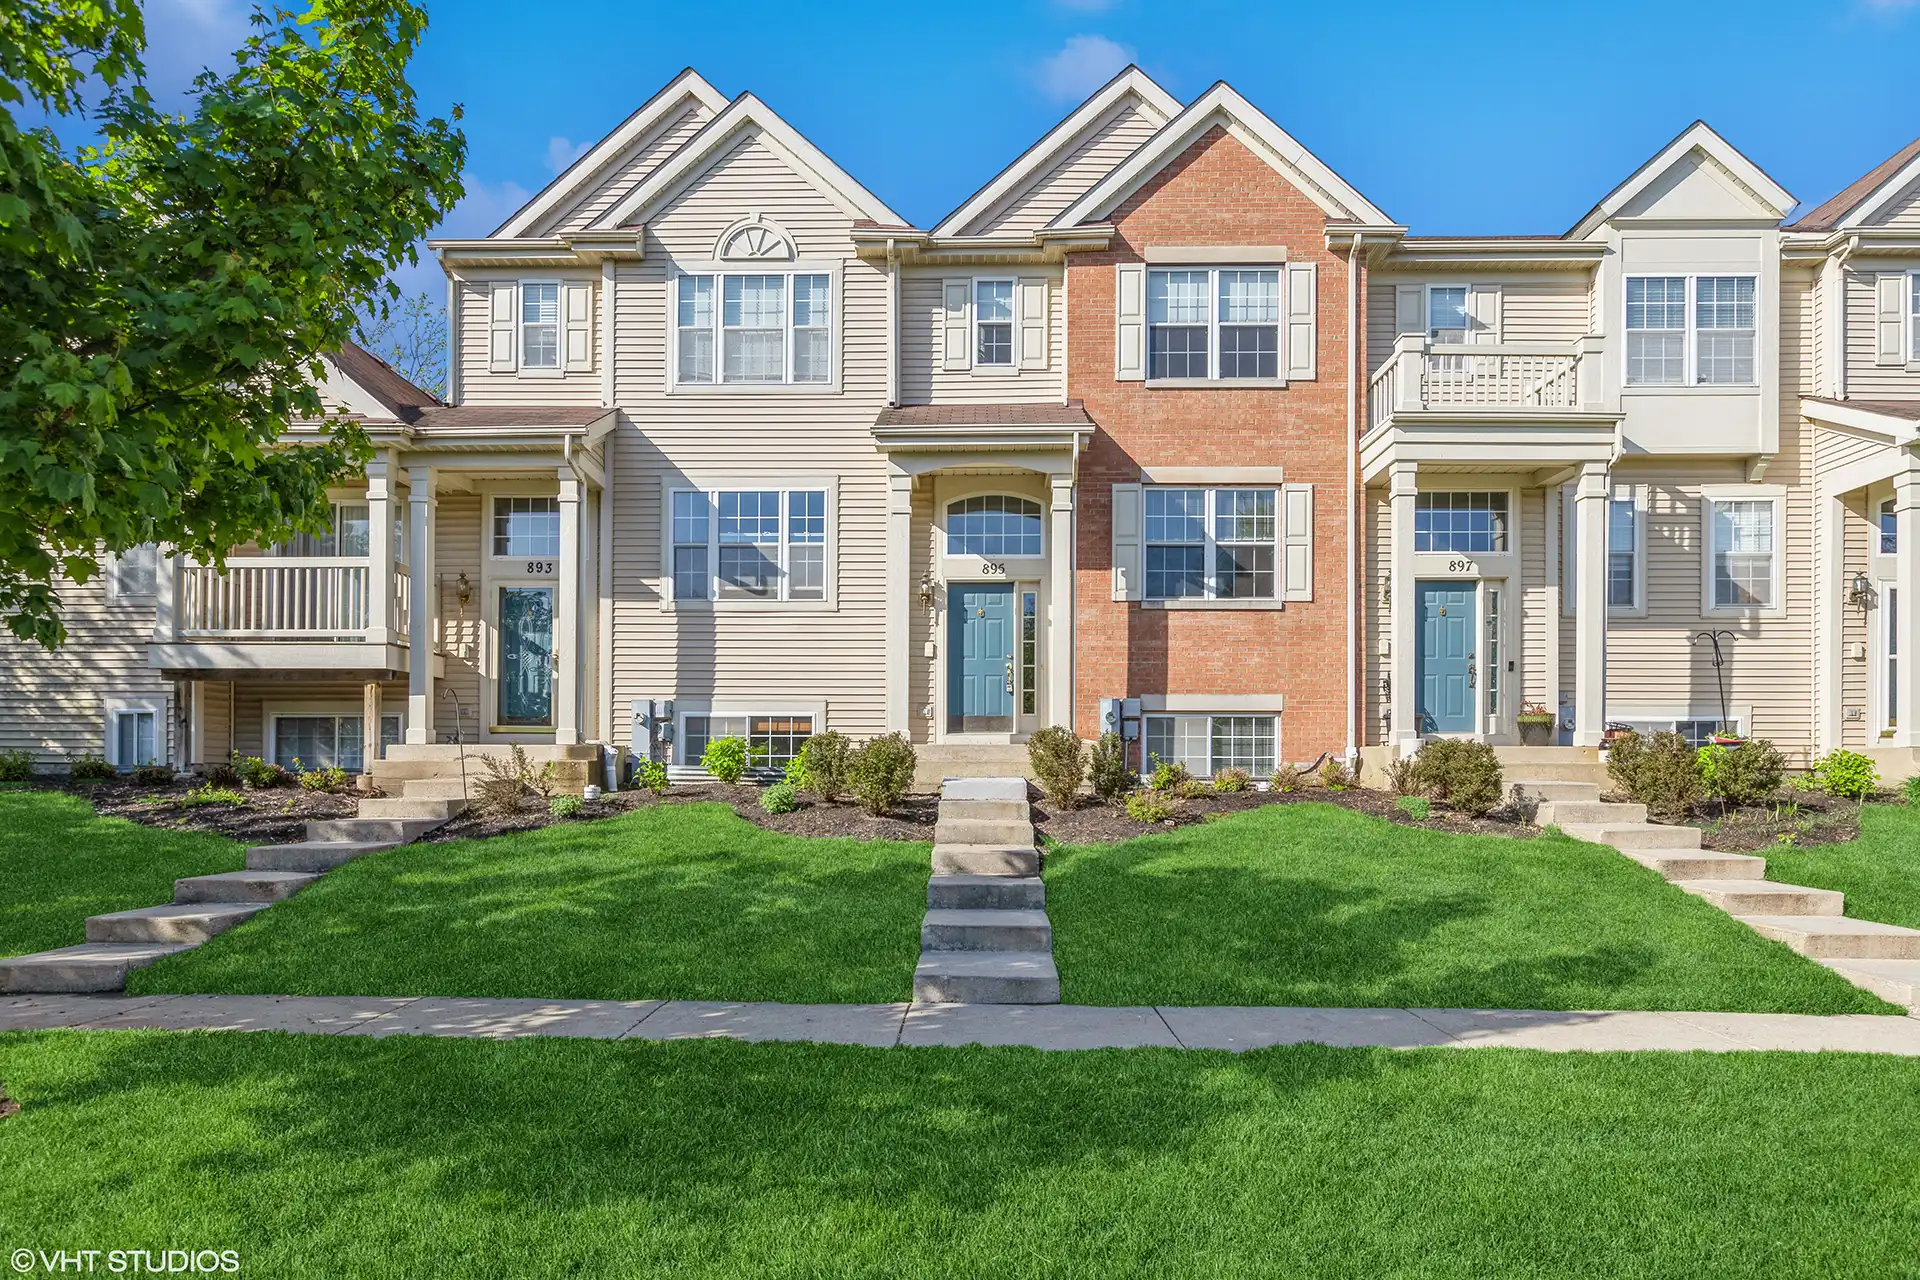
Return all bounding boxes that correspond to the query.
[949,584,1015,733]
[1416,580,1476,734]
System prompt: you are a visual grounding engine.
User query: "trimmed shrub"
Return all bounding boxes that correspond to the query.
[635,758,670,796]
[1027,726,1086,807]
[1124,791,1176,823]
[233,755,289,790]
[1213,767,1251,793]
[781,753,806,787]
[849,733,917,816]
[1809,749,1878,801]
[1611,731,1701,820]
[1319,757,1353,791]
[548,793,584,819]
[1270,764,1303,794]
[1174,777,1212,799]
[1606,731,1645,797]
[0,748,35,782]
[701,736,749,785]
[798,731,851,803]
[1384,754,1417,797]
[1148,759,1190,793]
[1409,740,1502,816]
[67,753,114,781]
[1409,739,1467,798]
[759,781,800,814]
[1087,732,1134,802]
[129,763,175,787]
[297,763,351,794]
[1697,738,1785,807]
[1395,795,1431,821]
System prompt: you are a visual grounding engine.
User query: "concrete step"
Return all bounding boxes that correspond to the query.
[929,875,1045,911]
[1535,800,1648,826]
[0,942,194,993]
[931,844,1040,877]
[306,817,442,844]
[1509,779,1602,804]
[1676,879,1845,917]
[245,841,395,872]
[941,777,1031,802]
[369,757,596,792]
[383,743,599,763]
[1737,915,1920,960]
[934,817,1034,847]
[1560,822,1703,851]
[1621,849,1766,881]
[912,951,1060,1004]
[353,797,467,820]
[921,908,1052,953]
[1818,958,1920,1011]
[174,869,321,904]
[939,797,1030,823]
[1493,746,1601,764]
[914,747,1037,790]
[85,901,269,945]
[1495,761,1611,784]
[398,778,478,799]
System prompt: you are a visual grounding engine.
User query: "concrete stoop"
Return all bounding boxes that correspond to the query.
[0,791,459,995]
[1516,776,1920,1011]
[914,777,1059,1004]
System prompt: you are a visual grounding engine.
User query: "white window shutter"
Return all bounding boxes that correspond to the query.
[1467,283,1502,375]
[1017,277,1048,370]
[489,281,517,372]
[562,281,592,371]
[942,279,971,371]
[1282,483,1314,601]
[1111,482,1143,601]
[1876,273,1906,366]
[1395,285,1424,336]
[1115,264,1146,381]
[1285,262,1317,380]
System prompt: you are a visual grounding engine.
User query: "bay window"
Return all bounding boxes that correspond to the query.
[1144,487,1276,601]
[1147,267,1281,381]
[672,487,829,602]
[674,271,832,386]
[1625,275,1757,386]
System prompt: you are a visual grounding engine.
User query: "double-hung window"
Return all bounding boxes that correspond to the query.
[1707,496,1777,610]
[1694,276,1755,384]
[975,280,1014,367]
[1146,268,1281,381]
[1144,714,1277,778]
[1625,275,1757,386]
[1562,487,1643,614]
[1414,492,1509,554]
[671,488,829,602]
[110,709,157,770]
[1143,487,1276,601]
[1625,277,1687,385]
[521,282,560,370]
[273,504,370,558]
[1607,496,1639,610]
[674,271,832,385]
[109,543,158,599]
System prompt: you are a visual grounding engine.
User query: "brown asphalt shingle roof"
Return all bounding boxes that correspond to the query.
[1788,138,1920,231]
[329,341,441,422]
[1804,396,1920,422]
[875,401,1094,427]
[411,405,613,431]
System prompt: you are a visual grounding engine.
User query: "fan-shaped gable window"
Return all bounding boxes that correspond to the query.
[947,496,1043,557]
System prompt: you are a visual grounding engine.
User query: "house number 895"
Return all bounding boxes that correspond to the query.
[979,562,1008,576]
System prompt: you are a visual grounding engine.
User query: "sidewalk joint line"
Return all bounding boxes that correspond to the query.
[1152,1006,1187,1049]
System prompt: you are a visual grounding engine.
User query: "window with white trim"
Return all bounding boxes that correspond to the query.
[521,282,559,370]
[946,495,1041,558]
[272,714,401,773]
[273,504,370,558]
[1619,717,1743,748]
[1146,267,1281,381]
[1708,497,1777,610]
[671,488,828,602]
[1144,714,1277,778]
[1625,276,1687,385]
[1881,497,1898,555]
[1143,487,1276,601]
[674,271,831,386]
[975,279,1014,367]
[1694,276,1755,385]
[683,714,813,771]
[109,709,158,770]
[1624,275,1757,386]
[1607,497,1639,610]
[109,543,158,599]
[1414,492,1508,554]
[492,497,559,558]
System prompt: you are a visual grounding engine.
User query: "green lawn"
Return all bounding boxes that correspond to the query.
[1,791,243,959]
[1766,803,1920,930]
[1045,803,1893,1013]
[131,803,928,1003]
[1,1030,1916,1278]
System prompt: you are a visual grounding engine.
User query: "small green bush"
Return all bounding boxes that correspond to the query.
[1395,795,1431,821]
[1409,739,1467,797]
[1270,764,1303,793]
[701,736,750,784]
[1697,738,1785,807]
[1213,767,1251,793]
[233,755,290,789]
[635,758,670,795]
[781,753,806,787]
[1384,754,1417,796]
[1148,759,1190,792]
[129,762,175,787]
[205,761,241,789]
[473,746,555,817]
[1610,731,1701,820]
[1809,749,1878,800]
[1087,732,1134,802]
[1904,774,1920,807]
[1408,740,1502,816]
[798,731,851,802]
[759,781,800,814]
[1174,777,1212,799]
[179,784,246,808]
[1027,726,1087,807]
[1319,757,1353,791]
[296,762,351,794]
[0,748,35,782]
[848,733,917,816]
[1124,791,1176,823]
[67,753,114,781]
[548,793,584,819]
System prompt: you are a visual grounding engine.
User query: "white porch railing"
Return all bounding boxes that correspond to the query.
[173,557,406,641]
[1369,335,1605,430]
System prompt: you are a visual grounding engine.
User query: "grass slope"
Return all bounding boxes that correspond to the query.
[131,803,927,1004]
[1766,803,1920,930]
[1045,803,1892,1013]
[1,791,242,958]
[1,1030,1917,1278]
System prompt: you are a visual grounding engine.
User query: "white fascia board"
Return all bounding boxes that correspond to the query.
[494,69,728,238]
[1050,82,1393,230]
[318,357,397,422]
[1566,120,1795,240]
[929,65,1179,237]
[590,93,907,231]
[1841,152,1920,230]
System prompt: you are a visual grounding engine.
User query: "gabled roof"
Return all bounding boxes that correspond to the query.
[1565,120,1793,239]
[1787,137,1920,232]
[322,342,440,425]
[929,65,1179,238]
[493,69,729,238]
[590,92,906,231]
[1049,81,1394,230]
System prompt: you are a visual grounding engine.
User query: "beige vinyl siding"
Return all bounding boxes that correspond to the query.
[1365,273,1594,379]
[230,678,408,761]
[898,269,1064,404]
[1518,488,1549,711]
[955,98,1165,238]
[454,272,604,407]
[432,494,484,741]
[605,129,892,750]
[531,99,715,236]
[1844,265,1920,398]
[1864,176,1920,229]
[1838,493,1873,749]
[192,679,233,766]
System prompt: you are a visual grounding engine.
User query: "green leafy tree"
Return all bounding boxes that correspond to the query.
[0,0,465,647]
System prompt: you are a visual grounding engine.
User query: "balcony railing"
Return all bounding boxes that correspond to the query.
[167,557,408,643]
[1368,335,1605,432]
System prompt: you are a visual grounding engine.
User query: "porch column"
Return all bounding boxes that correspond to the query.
[361,681,382,780]
[1387,461,1418,750]
[405,466,436,744]
[1048,472,1075,732]
[555,471,582,746]
[1896,456,1920,747]
[1571,460,1609,748]
[884,468,913,734]
[364,454,393,645]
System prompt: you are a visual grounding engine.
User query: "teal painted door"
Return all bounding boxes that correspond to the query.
[1416,581,1476,734]
[948,584,1015,733]
[498,586,554,726]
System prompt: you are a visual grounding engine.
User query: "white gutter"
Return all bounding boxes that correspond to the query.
[1346,233,1363,765]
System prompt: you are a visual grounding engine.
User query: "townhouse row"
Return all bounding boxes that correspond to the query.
[8,66,1920,789]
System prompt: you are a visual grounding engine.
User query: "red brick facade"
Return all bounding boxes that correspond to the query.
[1067,126,1361,762]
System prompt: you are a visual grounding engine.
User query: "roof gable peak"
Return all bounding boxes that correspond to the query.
[1567,120,1793,238]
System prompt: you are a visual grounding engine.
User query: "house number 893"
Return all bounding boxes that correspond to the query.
[525,560,557,575]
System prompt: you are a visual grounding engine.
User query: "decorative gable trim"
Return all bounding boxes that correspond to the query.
[494,68,728,238]
[1049,82,1394,231]
[1846,154,1920,230]
[1565,120,1793,239]
[716,214,797,262]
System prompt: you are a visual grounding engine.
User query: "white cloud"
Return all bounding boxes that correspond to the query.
[545,135,591,174]
[1035,34,1134,103]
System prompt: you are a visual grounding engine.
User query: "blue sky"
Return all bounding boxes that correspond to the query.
[143,0,1920,297]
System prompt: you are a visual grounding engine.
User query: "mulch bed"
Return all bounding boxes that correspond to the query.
[417,786,941,844]
[1687,789,1863,852]
[1032,785,1541,845]
[22,777,359,846]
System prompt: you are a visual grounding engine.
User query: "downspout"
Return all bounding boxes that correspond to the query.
[1346,233,1364,766]
[886,238,900,407]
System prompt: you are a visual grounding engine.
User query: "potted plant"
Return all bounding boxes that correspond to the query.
[1516,702,1557,747]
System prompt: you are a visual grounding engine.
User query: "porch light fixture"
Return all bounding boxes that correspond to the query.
[455,572,474,609]
[917,573,939,608]
[1847,573,1875,610]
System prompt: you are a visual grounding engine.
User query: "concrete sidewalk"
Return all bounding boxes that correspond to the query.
[5,993,1920,1054]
